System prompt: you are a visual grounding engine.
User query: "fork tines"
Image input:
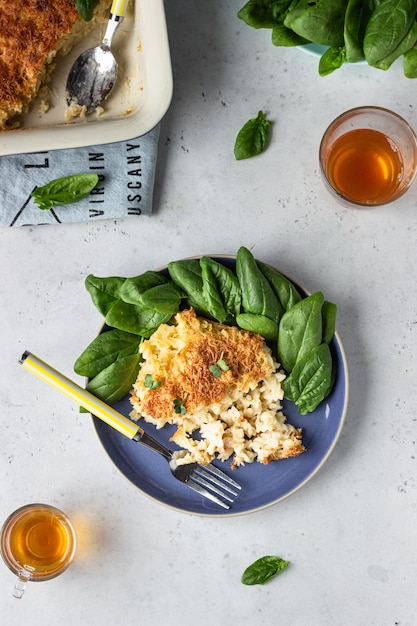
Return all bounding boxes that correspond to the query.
[189,463,241,510]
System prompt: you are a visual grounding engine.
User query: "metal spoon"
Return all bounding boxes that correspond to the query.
[66,0,129,114]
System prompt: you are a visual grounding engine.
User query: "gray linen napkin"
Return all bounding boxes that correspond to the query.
[0,124,159,227]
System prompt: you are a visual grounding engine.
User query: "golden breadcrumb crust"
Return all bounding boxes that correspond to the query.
[0,0,108,129]
[131,308,275,421]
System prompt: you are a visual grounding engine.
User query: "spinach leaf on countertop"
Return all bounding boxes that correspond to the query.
[234,111,272,160]
[241,555,289,585]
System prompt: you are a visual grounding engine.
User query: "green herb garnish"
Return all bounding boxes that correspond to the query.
[31,174,99,210]
[209,359,230,378]
[173,399,186,415]
[144,374,161,390]
[241,555,289,586]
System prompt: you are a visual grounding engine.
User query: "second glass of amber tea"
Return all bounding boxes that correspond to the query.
[0,503,77,599]
[319,106,417,207]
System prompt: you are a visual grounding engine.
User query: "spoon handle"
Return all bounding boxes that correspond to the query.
[110,0,129,20]
[103,0,130,47]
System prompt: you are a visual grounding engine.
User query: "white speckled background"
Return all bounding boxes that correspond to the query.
[0,1,416,624]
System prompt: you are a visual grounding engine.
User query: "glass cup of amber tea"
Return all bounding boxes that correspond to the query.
[0,503,77,599]
[319,106,417,207]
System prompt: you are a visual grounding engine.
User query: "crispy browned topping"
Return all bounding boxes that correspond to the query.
[131,308,273,421]
[0,1,79,108]
[0,0,108,128]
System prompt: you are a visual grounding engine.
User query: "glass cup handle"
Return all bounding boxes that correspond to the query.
[13,570,31,599]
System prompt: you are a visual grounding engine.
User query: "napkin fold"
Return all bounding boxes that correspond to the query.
[0,125,160,227]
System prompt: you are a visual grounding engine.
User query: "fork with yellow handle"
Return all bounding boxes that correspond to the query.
[19,351,241,509]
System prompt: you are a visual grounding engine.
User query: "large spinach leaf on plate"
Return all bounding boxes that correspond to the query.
[200,256,242,323]
[85,275,127,317]
[236,246,284,324]
[74,328,142,379]
[282,343,334,414]
[85,352,143,406]
[74,328,143,407]
[277,291,325,373]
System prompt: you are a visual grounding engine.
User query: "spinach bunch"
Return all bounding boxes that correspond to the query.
[74,247,337,415]
[238,0,417,78]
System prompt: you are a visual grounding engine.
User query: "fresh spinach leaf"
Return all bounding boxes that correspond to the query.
[85,275,127,317]
[238,0,294,29]
[319,46,347,75]
[74,0,99,21]
[344,0,374,62]
[200,256,242,323]
[74,328,142,378]
[200,259,228,323]
[119,271,170,305]
[283,0,347,46]
[322,301,337,344]
[31,174,99,210]
[236,312,279,341]
[364,0,416,66]
[85,352,142,406]
[404,45,417,76]
[374,17,417,69]
[272,24,309,45]
[105,301,172,337]
[241,555,289,585]
[138,282,185,315]
[277,291,324,373]
[236,246,283,324]
[234,111,272,160]
[282,343,333,414]
[256,260,302,311]
[168,259,212,316]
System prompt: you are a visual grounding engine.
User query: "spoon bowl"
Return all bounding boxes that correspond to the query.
[66,0,129,114]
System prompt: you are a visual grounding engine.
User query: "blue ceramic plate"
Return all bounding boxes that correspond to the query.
[92,257,349,517]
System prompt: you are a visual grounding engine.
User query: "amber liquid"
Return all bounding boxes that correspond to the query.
[326,128,404,204]
[1,506,76,578]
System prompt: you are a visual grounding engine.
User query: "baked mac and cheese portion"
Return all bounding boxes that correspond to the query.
[130,308,305,468]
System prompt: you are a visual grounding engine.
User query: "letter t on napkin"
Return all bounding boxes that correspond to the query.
[0,125,159,227]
